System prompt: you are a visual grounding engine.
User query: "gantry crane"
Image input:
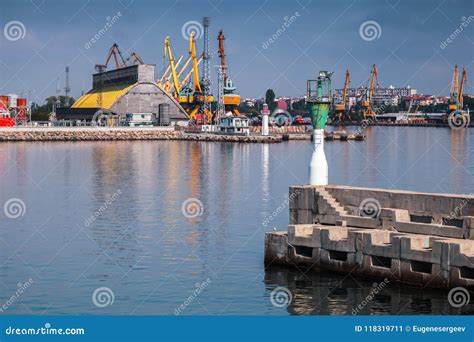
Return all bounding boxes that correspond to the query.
[104,43,127,69]
[334,69,350,123]
[217,30,240,117]
[360,64,379,120]
[125,52,144,66]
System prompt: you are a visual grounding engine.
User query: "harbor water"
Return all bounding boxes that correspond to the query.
[1,126,473,315]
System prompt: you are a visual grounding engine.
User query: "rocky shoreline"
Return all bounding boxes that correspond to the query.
[0,128,282,143]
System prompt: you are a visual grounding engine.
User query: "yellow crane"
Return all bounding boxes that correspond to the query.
[177,56,203,91]
[159,55,183,89]
[164,56,186,92]
[163,36,181,98]
[449,65,467,111]
[360,64,379,120]
[334,69,350,123]
[181,31,212,123]
[190,31,202,95]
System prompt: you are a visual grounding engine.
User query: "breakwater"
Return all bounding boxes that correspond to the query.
[0,127,281,143]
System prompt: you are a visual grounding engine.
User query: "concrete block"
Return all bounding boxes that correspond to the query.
[394,221,464,239]
[318,214,338,225]
[360,230,402,258]
[289,209,298,224]
[341,215,381,229]
[264,232,288,265]
[297,186,314,210]
[360,255,401,281]
[450,241,474,268]
[288,224,317,247]
[464,216,474,230]
[400,260,447,288]
[399,236,446,264]
[320,227,357,252]
[289,187,302,209]
[449,266,474,288]
[319,249,359,273]
[297,209,314,224]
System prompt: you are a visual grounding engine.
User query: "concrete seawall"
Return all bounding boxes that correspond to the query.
[265,185,474,289]
[0,127,281,143]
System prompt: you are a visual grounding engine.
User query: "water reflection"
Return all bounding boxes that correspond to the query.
[264,265,474,315]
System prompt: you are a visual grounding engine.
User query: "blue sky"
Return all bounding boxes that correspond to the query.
[0,0,473,104]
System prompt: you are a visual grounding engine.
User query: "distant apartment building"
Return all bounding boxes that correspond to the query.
[334,85,417,106]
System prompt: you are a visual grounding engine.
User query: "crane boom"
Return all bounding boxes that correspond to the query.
[163,36,181,97]
[176,56,192,80]
[218,30,227,84]
[458,67,466,107]
[177,56,203,90]
[104,43,127,69]
[189,32,202,93]
[368,64,379,103]
[126,52,144,66]
[342,69,350,103]
[164,56,185,92]
[159,55,183,88]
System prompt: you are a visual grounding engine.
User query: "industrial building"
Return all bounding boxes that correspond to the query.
[57,64,189,125]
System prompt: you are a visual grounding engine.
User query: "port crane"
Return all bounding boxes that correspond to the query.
[447,65,469,125]
[125,52,144,66]
[217,30,240,117]
[104,43,127,69]
[179,31,213,123]
[360,64,379,120]
[448,65,467,112]
[334,69,350,123]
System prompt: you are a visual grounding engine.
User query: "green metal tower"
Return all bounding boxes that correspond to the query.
[307,71,333,129]
[307,71,333,185]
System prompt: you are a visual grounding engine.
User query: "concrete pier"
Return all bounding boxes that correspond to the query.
[0,127,281,143]
[265,185,474,289]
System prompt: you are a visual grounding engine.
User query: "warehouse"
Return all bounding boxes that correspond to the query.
[57,64,189,125]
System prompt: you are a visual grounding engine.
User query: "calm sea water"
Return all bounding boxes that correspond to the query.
[1,127,473,315]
